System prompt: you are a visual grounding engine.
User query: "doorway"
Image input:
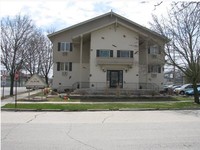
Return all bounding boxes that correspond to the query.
[107,70,123,88]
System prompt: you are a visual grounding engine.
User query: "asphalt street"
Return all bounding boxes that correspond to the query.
[1,110,200,150]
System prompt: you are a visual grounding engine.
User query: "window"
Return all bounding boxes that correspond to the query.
[58,42,72,52]
[96,50,113,57]
[148,45,161,54]
[148,65,161,73]
[64,62,68,71]
[60,62,64,71]
[57,62,72,71]
[117,50,133,58]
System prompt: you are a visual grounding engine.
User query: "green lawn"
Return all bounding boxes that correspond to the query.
[6,93,199,111]
[2,102,200,111]
[17,92,195,102]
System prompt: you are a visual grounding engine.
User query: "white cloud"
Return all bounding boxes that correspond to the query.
[0,0,183,31]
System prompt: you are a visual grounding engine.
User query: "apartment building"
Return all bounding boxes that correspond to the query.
[48,12,168,92]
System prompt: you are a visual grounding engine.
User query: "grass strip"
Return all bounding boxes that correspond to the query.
[2,102,200,111]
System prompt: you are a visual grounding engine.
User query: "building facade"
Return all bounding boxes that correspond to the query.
[48,12,168,92]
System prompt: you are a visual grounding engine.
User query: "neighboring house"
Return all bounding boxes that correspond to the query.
[48,12,168,93]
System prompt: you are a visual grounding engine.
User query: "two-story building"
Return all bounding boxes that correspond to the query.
[48,12,168,93]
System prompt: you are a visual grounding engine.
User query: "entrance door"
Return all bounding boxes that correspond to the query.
[108,70,123,88]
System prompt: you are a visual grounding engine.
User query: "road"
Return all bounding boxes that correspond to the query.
[1,110,200,150]
[1,87,27,97]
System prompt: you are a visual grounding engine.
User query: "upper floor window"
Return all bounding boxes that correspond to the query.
[117,50,133,58]
[57,62,72,71]
[96,49,113,57]
[148,45,161,54]
[148,65,161,73]
[58,42,72,52]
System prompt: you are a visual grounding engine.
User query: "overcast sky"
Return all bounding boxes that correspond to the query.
[0,0,189,32]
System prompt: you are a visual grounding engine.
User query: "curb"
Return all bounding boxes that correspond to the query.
[119,108,159,111]
[1,108,200,112]
[87,109,110,111]
[1,108,38,111]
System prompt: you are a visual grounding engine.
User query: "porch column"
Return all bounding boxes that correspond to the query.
[145,40,149,84]
[79,35,83,89]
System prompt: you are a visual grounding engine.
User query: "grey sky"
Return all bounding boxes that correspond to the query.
[0,0,182,31]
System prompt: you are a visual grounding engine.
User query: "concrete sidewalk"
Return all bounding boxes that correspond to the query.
[1,90,41,107]
[14,100,186,104]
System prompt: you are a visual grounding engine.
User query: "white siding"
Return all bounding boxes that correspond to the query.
[52,63,89,90]
[90,24,139,87]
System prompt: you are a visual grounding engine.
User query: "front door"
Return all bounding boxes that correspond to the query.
[108,70,123,88]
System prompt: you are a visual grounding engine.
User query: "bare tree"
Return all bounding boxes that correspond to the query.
[23,29,54,86]
[1,15,35,95]
[39,36,53,85]
[38,28,55,85]
[23,30,44,75]
[150,2,200,103]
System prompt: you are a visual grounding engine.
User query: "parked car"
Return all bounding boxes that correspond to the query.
[174,84,192,95]
[174,84,200,95]
[163,84,175,94]
[185,87,200,96]
[173,85,181,89]
[172,85,182,91]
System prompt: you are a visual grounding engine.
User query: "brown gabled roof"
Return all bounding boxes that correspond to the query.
[48,11,169,42]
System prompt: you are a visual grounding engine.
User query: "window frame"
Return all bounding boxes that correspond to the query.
[117,50,133,58]
[57,62,72,71]
[148,45,161,54]
[96,49,113,58]
[148,65,162,73]
[58,42,72,52]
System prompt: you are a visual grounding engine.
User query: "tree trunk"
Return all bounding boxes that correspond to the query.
[45,75,49,87]
[192,82,200,104]
[9,74,15,96]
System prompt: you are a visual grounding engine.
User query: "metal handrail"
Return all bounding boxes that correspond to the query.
[72,82,159,91]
